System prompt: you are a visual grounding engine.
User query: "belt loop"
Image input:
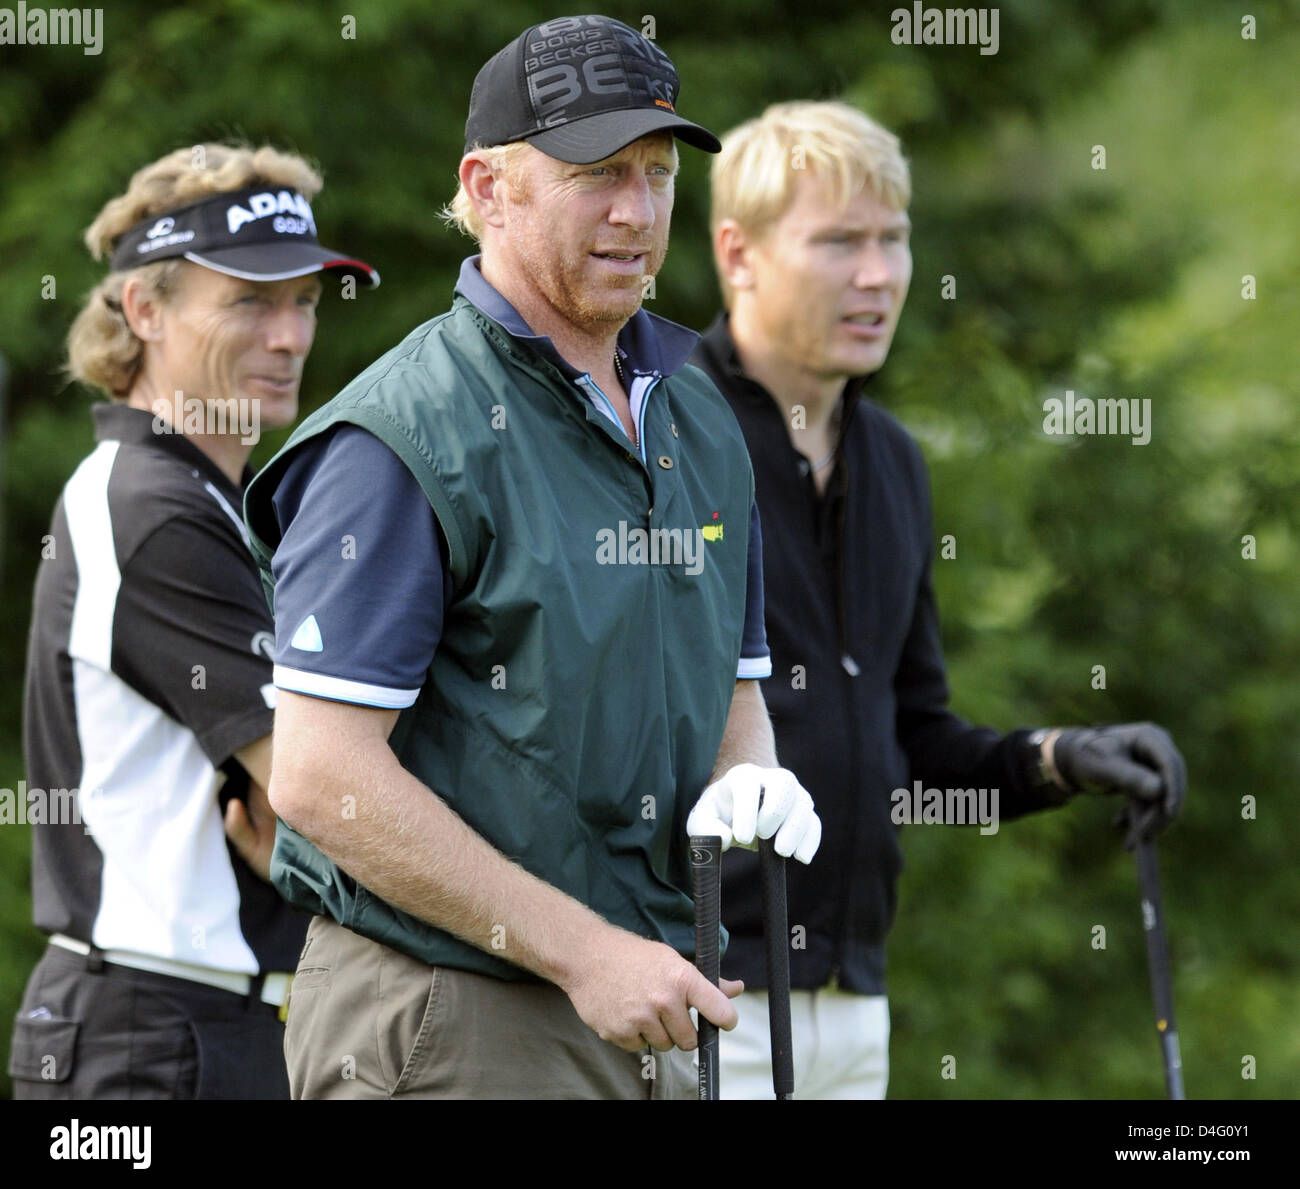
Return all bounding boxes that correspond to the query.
[85,945,105,974]
[247,971,266,1011]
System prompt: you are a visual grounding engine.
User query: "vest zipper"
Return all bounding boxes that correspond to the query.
[580,373,661,467]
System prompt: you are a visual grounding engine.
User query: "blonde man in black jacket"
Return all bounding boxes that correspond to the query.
[692,100,1186,1098]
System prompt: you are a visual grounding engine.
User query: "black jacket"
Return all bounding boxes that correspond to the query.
[692,316,1061,995]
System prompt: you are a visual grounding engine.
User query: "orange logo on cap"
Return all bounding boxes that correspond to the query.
[654,99,675,111]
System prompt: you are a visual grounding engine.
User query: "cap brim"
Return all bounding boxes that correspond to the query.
[526,107,721,164]
[183,242,380,288]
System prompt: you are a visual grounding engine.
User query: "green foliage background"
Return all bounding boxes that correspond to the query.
[1,0,1296,1098]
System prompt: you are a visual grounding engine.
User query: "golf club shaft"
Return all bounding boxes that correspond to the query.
[759,837,794,1099]
[1134,832,1185,1100]
[690,834,722,1101]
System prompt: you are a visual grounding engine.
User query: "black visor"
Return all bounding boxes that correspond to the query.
[109,186,379,287]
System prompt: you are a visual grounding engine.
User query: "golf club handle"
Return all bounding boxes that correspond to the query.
[1135,833,1185,1100]
[759,837,795,1100]
[1161,1032,1186,1101]
[689,834,722,1101]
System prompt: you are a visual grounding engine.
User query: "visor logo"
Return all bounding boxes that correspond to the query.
[146,217,176,238]
[226,190,317,238]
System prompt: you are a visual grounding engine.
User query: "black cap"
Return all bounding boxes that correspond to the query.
[464,15,720,164]
[109,185,379,287]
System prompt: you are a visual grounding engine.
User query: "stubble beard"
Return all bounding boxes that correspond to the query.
[500,169,671,335]
[529,234,670,335]
[506,189,670,334]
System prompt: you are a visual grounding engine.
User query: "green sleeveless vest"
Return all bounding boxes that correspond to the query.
[244,296,752,978]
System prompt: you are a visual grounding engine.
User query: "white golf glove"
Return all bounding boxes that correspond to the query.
[686,763,822,865]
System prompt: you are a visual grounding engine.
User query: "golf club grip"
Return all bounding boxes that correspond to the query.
[690,834,722,1101]
[1160,1032,1186,1101]
[1135,834,1185,1100]
[759,838,795,1099]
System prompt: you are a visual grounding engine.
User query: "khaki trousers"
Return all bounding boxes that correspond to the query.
[284,914,695,1099]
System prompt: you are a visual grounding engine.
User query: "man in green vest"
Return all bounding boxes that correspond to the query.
[243,15,821,1100]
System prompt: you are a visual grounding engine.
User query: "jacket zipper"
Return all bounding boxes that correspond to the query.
[829,446,862,985]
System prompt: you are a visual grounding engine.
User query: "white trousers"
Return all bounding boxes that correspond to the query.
[718,988,889,1099]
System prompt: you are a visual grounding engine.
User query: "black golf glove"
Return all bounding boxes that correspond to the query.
[1050,723,1186,847]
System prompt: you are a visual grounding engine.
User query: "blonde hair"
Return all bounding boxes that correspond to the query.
[710,101,911,307]
[441,141,534,243]
[67,143,324,399]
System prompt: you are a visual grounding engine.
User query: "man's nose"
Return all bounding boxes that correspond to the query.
[265,299,316,355]
[609,173,656,231]
[852,241,895,288]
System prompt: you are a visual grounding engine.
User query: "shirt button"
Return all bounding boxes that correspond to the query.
[657,455,674,470]
[670,423,679,438]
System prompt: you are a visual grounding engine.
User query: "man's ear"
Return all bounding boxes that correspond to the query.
[715,219,758,295]
[460,152,509,232]
[120,274,168,344]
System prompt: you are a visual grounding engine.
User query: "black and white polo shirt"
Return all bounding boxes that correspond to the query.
[22,403,307,973]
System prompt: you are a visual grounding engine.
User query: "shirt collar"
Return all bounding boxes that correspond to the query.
[454,255,699,381]
[699,311,872,417]
[91,402,253,496]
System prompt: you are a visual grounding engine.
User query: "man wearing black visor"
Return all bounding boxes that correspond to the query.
[10,143,376,1099]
